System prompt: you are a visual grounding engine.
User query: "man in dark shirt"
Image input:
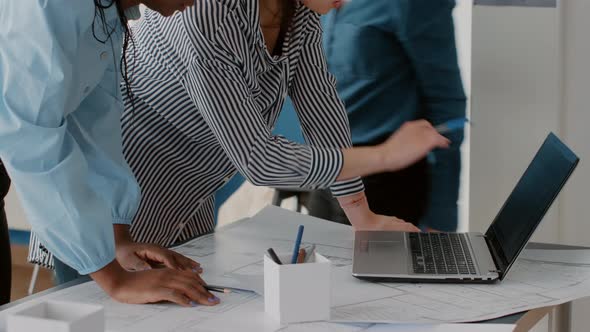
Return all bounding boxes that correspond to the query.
[306,0,466,231]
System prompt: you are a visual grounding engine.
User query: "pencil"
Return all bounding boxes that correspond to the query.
[291,225,305,264]
[204,284,255,294]
[205,285,231,294]
[267,248,283,265]
[296,248,306,263]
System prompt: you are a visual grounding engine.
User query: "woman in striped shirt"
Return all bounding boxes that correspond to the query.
[120,0,450,250]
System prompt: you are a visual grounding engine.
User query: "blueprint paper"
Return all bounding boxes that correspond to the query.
[194,206,590,323]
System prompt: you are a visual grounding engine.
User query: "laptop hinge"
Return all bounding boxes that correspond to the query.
[482,235,505,278]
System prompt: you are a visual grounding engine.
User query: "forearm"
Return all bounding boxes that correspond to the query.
[336,146,387,182]
[113,224,134,246]
[336,191,421,232]
[89,259,127,295]
[336,192,372,228]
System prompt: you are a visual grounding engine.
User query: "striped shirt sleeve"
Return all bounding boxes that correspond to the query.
[182,8,344,190]
[288,13,365,197]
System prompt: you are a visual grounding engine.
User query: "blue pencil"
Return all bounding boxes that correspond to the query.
[291,225,305,264]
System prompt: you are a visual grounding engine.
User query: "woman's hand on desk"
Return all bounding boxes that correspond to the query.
[116,242,202,273]
[90,260,220,307]
[337,192,420,232]
[113,224,202,273]
[105,224,218,307]
[355,214,420,232]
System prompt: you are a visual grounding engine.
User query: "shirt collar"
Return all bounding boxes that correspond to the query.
[124,5,142,21]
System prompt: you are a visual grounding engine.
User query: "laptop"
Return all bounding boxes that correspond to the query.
[352,133,579,283]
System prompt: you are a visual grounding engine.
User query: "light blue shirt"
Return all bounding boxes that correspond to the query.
[0,1,140,274]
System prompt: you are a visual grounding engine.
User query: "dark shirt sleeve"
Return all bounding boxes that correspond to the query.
[398,1,467,230]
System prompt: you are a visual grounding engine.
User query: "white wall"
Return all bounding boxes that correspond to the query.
[470,4,561,241]
[453,0,473,232]
[470,1,590,331]
[470,0,590,245]
[559,0,590,247]
[558,1,590,330]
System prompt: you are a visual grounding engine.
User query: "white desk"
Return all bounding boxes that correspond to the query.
[2,206,589,331]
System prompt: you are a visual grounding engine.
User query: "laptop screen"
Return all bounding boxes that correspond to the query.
[485,133,579,279]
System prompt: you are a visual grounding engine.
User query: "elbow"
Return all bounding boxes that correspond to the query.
[241,165,272,187]
[236,142,307,187]
[241,159,288,187]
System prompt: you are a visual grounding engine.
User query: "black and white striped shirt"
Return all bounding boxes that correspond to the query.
[122,0,364,247]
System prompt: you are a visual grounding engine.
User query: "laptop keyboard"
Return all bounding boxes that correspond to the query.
[409,233,477,275]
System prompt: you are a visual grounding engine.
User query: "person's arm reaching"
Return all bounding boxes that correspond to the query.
[185,8,447,230]
[289,13,448,230]
[183,8,345,190]
[187,37,447,199]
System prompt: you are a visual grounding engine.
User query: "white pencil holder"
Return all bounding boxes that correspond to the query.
[264,252,331,324]
[7,301,104,332]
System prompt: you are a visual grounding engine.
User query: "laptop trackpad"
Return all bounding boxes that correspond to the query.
[368,240,403,251]
[356,232,409,275]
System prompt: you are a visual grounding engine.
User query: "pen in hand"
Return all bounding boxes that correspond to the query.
[429,117,468,164]
[434,117,469,135]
